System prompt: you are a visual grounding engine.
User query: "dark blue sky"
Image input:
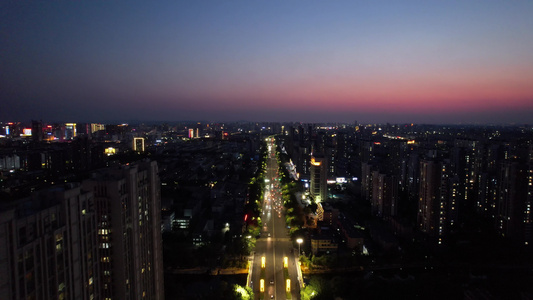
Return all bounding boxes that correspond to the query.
[2,1,533,123]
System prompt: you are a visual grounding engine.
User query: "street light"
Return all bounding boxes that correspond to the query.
[296,238,303,257]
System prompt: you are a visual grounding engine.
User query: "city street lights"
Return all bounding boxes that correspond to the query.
[296,238,303,257]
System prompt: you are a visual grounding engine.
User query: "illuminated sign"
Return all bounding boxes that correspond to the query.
[22,128,32,136]
[336,177,347,184]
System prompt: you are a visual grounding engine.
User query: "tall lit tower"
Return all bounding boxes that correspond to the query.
[133,137,145,152]
[310,155,327,203]
[65,123,77,140]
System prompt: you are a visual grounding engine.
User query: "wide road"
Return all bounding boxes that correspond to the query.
[250,137,300,300]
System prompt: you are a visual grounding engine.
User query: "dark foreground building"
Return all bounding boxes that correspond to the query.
[0,160,164,300]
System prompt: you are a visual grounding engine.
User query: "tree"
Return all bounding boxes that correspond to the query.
[300,285,316,300]
[234,284,253,300]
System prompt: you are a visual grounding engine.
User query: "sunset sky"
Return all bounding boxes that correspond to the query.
[2,1,533,124]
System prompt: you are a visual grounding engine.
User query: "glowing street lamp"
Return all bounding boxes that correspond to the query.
[296,238,303,257]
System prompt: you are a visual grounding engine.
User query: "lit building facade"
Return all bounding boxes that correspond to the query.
[91,124,105,133]
[311,234,338,255]
[65,123,77,140]
[133,137,145,152]
[310,155,327,203]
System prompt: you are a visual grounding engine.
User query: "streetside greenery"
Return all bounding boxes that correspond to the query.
[274,138,305,238]
[245,140,267,224]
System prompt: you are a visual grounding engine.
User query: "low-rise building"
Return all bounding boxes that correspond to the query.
[310,230,338,255]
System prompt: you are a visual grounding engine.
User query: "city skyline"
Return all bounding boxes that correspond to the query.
[2,1,533,124]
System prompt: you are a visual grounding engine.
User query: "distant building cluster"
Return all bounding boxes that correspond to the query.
[0,119,282,297]
[2,118,533,297]
[280,123,533,249]
[156,122,273,247]
[0,121,109,142]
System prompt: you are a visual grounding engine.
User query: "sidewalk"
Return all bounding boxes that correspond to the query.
[216,267,249,275]
[300,265,364,275]
[168,267,248,275]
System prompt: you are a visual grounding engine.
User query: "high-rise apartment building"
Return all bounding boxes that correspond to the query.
[496,160,528,243]
[133,137,145,152]
[310,155,327,203]
[0,160,164,300]
[31,120,43,142]
[371,171,398,219]
[525,146,533,245]
[0,184,100,300]
[82,160,164,300]
[418,158,452,244]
